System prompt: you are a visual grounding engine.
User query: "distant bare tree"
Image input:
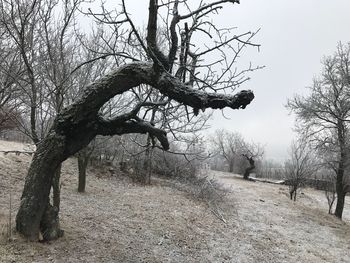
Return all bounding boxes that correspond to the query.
[211,129,245,173]
[211,129,263,178]
[241,141,264,180]
[287,42,350,217]
[284,139,316,201]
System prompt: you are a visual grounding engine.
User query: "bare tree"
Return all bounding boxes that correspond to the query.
[211,129,245,173]
[0,0,115,209]
[324,179,337,214]
[0,26,22,132]
[15,0,259,241]
[0,0,43,143]
[241,141,264,180]
[284,139,316,201]
[287,42,350,217]
[211,129,263,178]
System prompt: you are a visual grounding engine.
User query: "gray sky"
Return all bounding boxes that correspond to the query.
[115,0,350,162]
[207,0,350,162]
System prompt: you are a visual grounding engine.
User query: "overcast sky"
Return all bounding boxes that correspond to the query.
[113,0,350,162]
[208,0,350,162]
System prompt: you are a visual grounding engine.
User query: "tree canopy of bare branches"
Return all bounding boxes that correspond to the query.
[211,129,263,178]
[287,42,350,218]
[284,139,317,201]
[211,129,245,173]
[12,0,260,241]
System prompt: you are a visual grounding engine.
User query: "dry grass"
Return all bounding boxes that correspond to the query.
[0,140,350,263]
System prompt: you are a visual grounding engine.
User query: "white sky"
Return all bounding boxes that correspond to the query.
[208,0,350,162]
[98,0,350,163]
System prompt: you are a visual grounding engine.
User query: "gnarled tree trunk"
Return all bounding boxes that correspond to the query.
[16,133,68,241]
[16,62,254,241]
[243,156,255,180]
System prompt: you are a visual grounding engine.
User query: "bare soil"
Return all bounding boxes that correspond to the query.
[0,140,349,263]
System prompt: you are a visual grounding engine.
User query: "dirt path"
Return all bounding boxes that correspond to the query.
[212,170,350,263]
[0,140,349,262]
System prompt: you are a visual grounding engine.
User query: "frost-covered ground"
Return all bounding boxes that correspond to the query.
[0,140,349,263]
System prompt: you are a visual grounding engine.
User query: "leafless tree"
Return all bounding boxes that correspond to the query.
[0,27,22,132]
[287,42,350,217]
[211,129,263,178]
[15,0,259,241]
[0,0,44,143]
[241,141,264,180]
[211,129,245,173]
[284,139,316,201]
[0,0,116,210]
[324,176,337,214]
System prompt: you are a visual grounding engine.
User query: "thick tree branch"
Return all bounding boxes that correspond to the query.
[153,72,254,111]
[97,118,169,150]
[146,0,169,69]
[168,0,180,69]
[58,62,254,128]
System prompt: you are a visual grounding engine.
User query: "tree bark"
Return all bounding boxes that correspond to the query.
[228,159,234,173]
[15,133,67,241]
[334,121,346,219]
[52,164,62,211]
[335,191,345,219]
[78,153,89,193]
[40,203,64,241]
[243,157,255,180]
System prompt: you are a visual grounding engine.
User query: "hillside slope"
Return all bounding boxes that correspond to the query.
[0,140,349,263]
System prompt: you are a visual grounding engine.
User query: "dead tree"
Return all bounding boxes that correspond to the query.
[15,0,258,241]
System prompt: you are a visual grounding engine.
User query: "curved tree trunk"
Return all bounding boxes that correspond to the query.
[16,133,67,241]
[16,128,96,240]
[15,63,156,241]
[15,62,254,241]
[243,157,255,180]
